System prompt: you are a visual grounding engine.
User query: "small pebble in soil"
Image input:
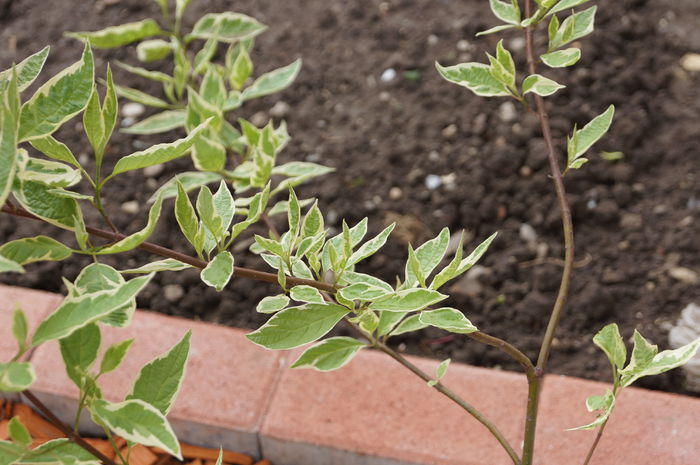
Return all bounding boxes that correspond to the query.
[519,223,537,244]
[669,303,700,392]
[441,123,458,139]
[380,68,397,82]
[251,111,268,127]
[680,53,700,72]
[620,212,643,230]
[120,200,139,215]
[519,165,532,177]
[389,187,402,200]
[132,139,148,150]
[121,102,145,118]
[509,37,526,52]
[269,101,291,118]
[121,116,136,127]
[498,101,517,123]
[164,284,185,302]
[428,150,440,161]
[143,163,164,178]
[379,91,391,102]
[427,34,439,46]
[441,172,457,189]
[456,39,471,52]
[669,267,699,284]
[425,174,442,190]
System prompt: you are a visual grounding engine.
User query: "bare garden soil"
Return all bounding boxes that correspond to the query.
[1,0,699,395]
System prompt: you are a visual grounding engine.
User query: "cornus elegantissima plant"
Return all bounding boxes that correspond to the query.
[1,1,699,465]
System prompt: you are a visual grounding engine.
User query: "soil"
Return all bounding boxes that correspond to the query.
[1,0,699,395]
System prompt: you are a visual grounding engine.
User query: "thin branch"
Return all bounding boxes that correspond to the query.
[467,332,536,379]
[0,205,337,293]
[582,419,609,465]
[260,212,281,240]
[521,1,577,463]
[21,391,120,465]
[374,341,522,465]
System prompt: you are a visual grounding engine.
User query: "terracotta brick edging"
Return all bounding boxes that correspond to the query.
[1,284,699,465]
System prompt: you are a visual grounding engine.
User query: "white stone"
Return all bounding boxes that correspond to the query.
[669,267,699,284]
[121,102,145,118]
[680,53,700,72]
[519,223,537,244]
[425,175,442,190]
[269,101,291,118]
[120,200,140,215]
[143,163,164,178]
[498,101,517,123]
[164,284,185,302]
[380,68,397,83]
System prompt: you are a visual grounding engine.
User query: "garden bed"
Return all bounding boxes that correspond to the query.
[1,0,699,394]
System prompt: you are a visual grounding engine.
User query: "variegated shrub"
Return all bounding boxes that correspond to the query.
[1,1,699,465]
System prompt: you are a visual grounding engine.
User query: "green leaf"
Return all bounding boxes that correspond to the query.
[287,188,301,239]
[376,311,406,337]
[115,61,174,85]
[67,19,161,49]
[0,73,18,209]
[347,223,396,267]
[476,24,517,37]
[289,285,324,304]
[230,46,253,90]
[368,289,447,313]
[0,362,36,392]
[488,0,521,25]
[540,48,581,68]
[390,314,429,336]
[19,44,94,142]
[0,46,49,93]
[547,0,592,16]
[549,6,596,50]
[436,358,450,379]
[419,307,478,334]
[114,84,172,109]
[8,417,32,447]
[100,339,134,375]
[338,283,391,302]
[431,232,497,289]
[620,332,700,388]
[59,323,101,386]
[91,399,181,458]
[405,227,450,287]
[12,180,81,231]
[30,136,80,168]
[568,390,615,430]
[522,74,565,96]
[92,193,164,254]
[242,59,302,101]
[32,274,153,346]
[13,438,102,465]
[175,0,192,21]
[247,303,350,350]
[567,105,615,161]
[201,252,234,291]
[12,308,28,353]
[121,259,192,274]
[256,294,290,313]
[0,256,24,273]
[272,161,334,179]
[136,39,172,62]
[291,337,366,371]
[20,157,80,187]
[0,236,72,265]
[196,185,224,240]
[175,182,201,253]
[122,110,186,135]
[436,62,510,97]
[127,330,191,416]
[110,119,210,178]
[149,171,221,202]
[593,323,626,370]
[188,12,267,43]
[191,133,226,172]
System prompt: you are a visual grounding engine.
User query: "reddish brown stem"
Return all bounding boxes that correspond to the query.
[0,205,337,293]
[520,0,576,463]
[21,391,120,465]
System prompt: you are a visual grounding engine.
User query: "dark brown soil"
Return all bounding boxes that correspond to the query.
[1,0,699,395]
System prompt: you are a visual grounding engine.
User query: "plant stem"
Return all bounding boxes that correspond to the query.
[21,391,120,465]
[467,332,535,376]
[521,1,577,463]
[0,204,337,293]
[374,341,522,465]
[581,419,609,465]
